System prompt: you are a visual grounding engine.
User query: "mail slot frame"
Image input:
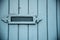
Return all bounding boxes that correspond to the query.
[8,15,36,24]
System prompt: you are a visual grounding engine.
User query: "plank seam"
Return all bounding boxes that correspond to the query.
[18,25,19,40]
[37,0,39,40]
[8,0,10,40]
[56,0,58,40]
[18,0,20,40]
[46,0,48,40]
[28,0,29,40]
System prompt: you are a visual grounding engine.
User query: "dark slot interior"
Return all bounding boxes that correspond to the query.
[11,16,33,22]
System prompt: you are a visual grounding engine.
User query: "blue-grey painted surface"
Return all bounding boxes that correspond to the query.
[48,0,57,40]
[0,0,59,40]
[57,0,60,40]
[0,0,8,40]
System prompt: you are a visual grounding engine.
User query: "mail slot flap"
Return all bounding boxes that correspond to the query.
[11,16,33,22]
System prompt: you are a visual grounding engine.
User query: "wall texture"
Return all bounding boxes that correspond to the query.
[0,0,60,40]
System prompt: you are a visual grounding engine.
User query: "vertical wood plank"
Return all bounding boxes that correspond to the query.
[29,0,37,40]
[48,0,57,40]
[0,0,8,40]
[9,0,18,40]
[9,25,18,40]
[10,0,18,14]
[29,0,37,15]
[19,0,28,40]
[20,0,28,15]
[29,25,37,40]
[38,0,47,40]
[19,25,28,40]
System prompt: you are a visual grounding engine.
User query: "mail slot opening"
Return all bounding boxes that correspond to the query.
[11,16,33,22]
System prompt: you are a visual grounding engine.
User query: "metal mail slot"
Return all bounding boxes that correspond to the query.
[1,14,41,24]
[8,15,36,24]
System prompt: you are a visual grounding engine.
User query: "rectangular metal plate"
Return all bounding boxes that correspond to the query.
[8,15,36,24]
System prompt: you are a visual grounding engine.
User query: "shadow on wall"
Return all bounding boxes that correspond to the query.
[57,0,60,40]
[0,0,4,4]
[0,0,5,40]
[0,0,5,10]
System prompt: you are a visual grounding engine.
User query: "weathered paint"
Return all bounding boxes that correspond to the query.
[0,0,59,40]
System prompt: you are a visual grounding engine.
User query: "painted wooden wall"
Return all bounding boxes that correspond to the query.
[0,0,59,40]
